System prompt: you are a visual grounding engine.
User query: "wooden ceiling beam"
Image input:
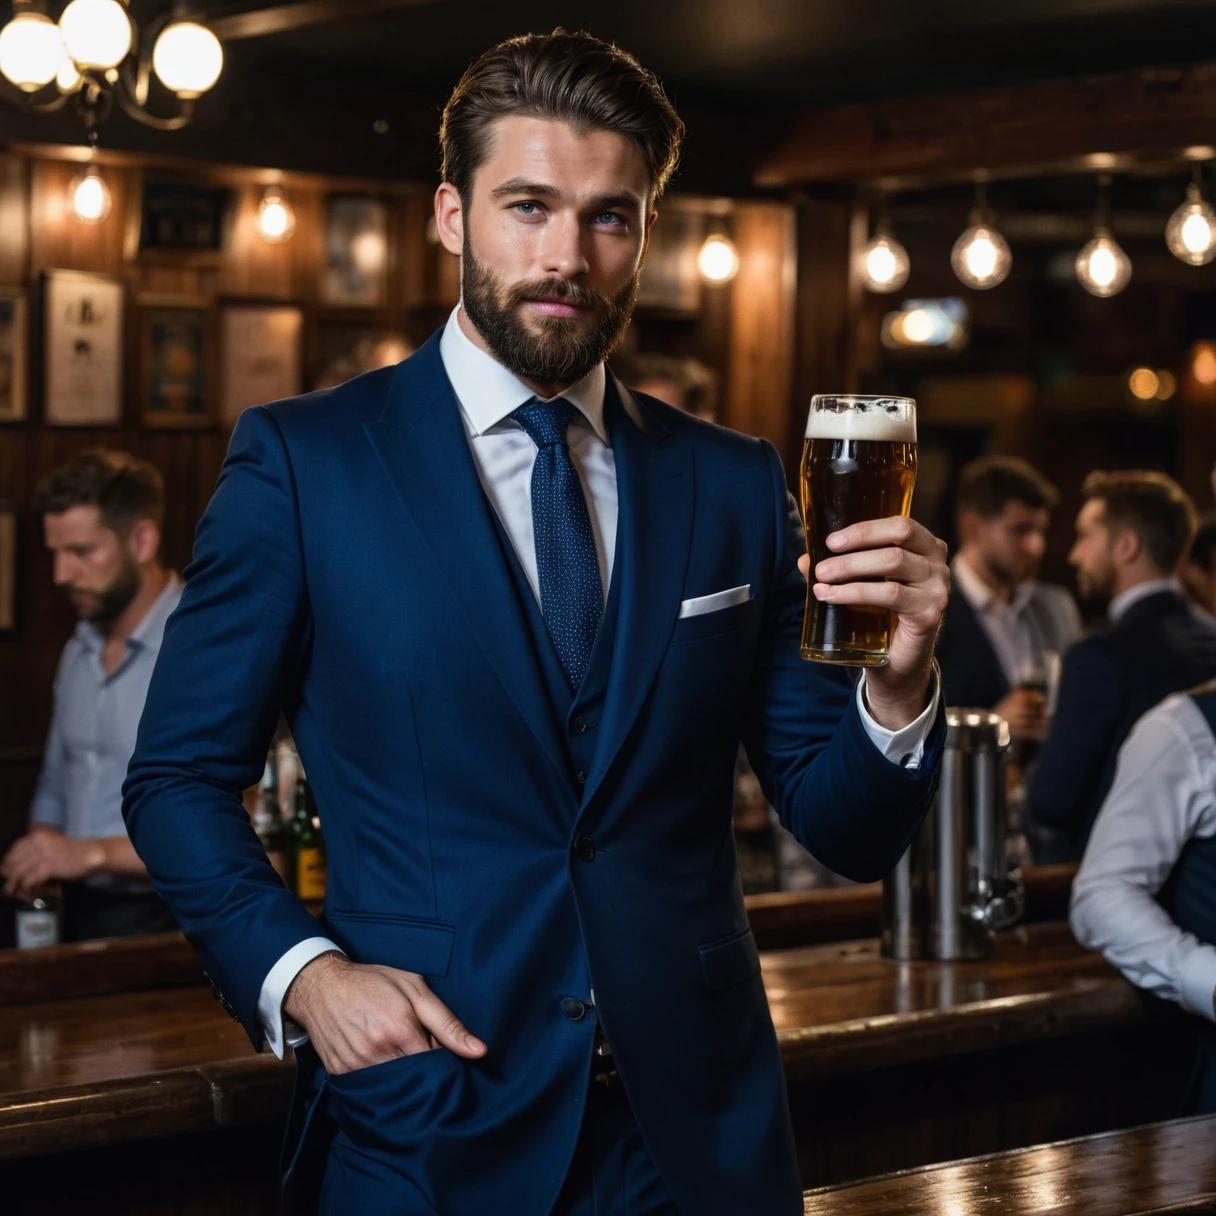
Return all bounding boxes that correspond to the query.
[755,63,1216,189]
[211,0,438,43]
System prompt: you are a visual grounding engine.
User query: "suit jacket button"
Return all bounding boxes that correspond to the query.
[576,770,587,785]
[575,836,596,862]
[572,716,588,734]
[561,997,587,1021]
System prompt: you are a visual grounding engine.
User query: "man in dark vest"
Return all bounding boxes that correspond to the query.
[1030,470,1216,862]
[1071,682,1216,1113]
[122,31,950,1216]
[936,457,1081,736]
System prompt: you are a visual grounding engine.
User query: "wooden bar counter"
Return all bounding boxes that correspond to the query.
[802,1115,1216,1216]
[0,918,1197,1207]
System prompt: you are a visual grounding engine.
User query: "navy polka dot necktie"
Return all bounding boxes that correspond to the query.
[511,397,603,690]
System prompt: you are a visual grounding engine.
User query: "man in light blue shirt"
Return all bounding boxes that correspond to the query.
[1,450,181,940]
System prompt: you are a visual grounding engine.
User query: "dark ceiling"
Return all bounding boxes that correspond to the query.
[203,0,1216,107]
[3,0,1216,190]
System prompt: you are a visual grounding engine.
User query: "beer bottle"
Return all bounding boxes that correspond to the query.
[253,752,289,885]
[287,769,327,901]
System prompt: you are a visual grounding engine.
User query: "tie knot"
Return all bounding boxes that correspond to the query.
[511,397,579,449]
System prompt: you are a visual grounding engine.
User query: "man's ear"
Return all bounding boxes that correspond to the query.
[128,519,160,567]
[433,182,464,258]
[1111,526,1142,567]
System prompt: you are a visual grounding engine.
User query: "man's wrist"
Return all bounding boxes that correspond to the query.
[283,949,344,1023]
[864,665,934,732]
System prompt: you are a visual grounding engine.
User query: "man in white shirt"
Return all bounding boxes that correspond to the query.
[1030,470,1216,861]
[1071,684,1216,1113]
[1,450,181,940]
[937,456,1082,737]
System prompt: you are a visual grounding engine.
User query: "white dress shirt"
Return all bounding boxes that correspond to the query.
[952,554,1074,687]
[256,306,940,1056]
[1071,694,1216,1021]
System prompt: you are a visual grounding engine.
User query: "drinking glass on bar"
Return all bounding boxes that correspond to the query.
[799,394,918,665]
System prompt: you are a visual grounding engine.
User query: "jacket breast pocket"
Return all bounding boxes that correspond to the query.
[698,925,762,992]
[670,597,753,643]
[325,909,455,977]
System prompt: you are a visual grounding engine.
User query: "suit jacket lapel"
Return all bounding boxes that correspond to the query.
[582,381,693,808]
[363,335,570,784]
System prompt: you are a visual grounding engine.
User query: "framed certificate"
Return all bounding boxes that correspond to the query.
[137,295,214,429]
[42,270,124,427]
[0,289,28,423]
[220,302,303,425]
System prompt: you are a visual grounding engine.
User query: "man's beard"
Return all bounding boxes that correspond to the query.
[69,560,140,625]
[1074,561,1115,616]
[461,238,638,388]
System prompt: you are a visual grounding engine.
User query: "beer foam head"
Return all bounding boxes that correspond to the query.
[806,397,916,442]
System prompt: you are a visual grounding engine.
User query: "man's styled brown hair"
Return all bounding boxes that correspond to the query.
[1081,469,1197,574]
[956,456,1059,519]
[440,30,684,203]
[35,449,165,534]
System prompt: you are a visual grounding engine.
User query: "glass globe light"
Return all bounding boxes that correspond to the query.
[861,231,910,293]
[57,49,83,93]
[1075,228,1131,297]
[257,188,295,243]
[68,170,112,223]
[1166,182,1216,266]
[59,0,132,71]
[697,234,739,284]
[152,21,223,98]
[951,219,1012,289]
[0,11,64,92]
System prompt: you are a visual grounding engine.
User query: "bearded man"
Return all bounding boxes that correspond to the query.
[123,31,950,1216]
[2,450,179,940]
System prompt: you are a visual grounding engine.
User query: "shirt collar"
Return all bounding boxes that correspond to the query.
[438,305,608,443]
[952,553,1035,615]
[73,573,183,656]
[1109,576,1183,623]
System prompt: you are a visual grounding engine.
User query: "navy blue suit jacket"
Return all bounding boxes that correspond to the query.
[124,333,944,1216]
[1030,590,1216,861]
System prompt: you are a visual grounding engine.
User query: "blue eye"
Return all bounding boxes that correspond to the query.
[595,212,625,227]
[514,202,541,216]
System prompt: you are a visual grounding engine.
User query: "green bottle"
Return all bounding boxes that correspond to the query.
[287,770,327,900]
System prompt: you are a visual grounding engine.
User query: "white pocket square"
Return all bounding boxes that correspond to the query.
[678,584,752,619]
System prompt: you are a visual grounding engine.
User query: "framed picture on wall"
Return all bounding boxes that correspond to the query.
[136,296,213,429]
[0,289,28,423]
[220,302,304,425]
[42,270,124,426]
[314,322,413,390]
[322,196,389,307]
[0,502,16,633]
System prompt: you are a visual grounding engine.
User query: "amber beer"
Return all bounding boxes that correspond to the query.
[800,395,917,665]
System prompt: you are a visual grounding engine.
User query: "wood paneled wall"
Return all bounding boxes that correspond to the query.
[0,145,458,861]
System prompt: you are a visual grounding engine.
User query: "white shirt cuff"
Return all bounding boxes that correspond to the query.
[1179,943,1216,1022]
[257,935,344,1058]
[856,662,940,771]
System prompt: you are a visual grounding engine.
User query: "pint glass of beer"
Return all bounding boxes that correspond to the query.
[800,395,917,665]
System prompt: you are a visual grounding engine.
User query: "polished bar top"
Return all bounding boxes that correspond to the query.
[0,920,1147,1157]
[801,1115,1216,1215]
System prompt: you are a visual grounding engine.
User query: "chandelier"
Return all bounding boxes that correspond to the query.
[0,0,223,141]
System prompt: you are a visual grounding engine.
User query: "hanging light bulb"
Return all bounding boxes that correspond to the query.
[1076,177,1131,297]
[861,212,910,293]
[1076,228,1131,297]
[697,232,739,283]
[152,20,223,98]
[1166,172,1216,266]
[68,168,112,223]
[0,10,64,92]
[257,186,296,243]
[58,0,132,72]
[951,182,1012,289]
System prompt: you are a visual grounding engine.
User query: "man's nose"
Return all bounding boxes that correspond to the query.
[541,212,590,278]
[52,554,75,586]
